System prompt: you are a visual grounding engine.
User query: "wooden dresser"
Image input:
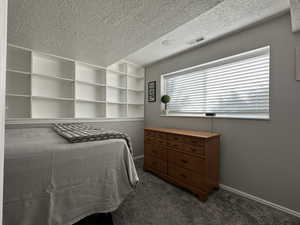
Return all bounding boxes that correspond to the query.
[144,128,220,201]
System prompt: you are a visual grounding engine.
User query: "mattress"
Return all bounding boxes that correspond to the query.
[4,127,139,225]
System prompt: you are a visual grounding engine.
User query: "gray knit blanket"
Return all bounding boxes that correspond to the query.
[53,123,133,154]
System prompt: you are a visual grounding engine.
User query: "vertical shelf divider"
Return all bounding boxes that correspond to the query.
[105,68,108,118]
[30,50,33,119]
[73,62,77,118]
[125,63,128,118]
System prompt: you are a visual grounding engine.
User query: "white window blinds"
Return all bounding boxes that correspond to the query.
[163,46,270,119]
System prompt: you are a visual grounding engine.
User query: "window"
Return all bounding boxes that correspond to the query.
[162,46,270,119]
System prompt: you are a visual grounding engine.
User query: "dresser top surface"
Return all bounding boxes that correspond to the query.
[144,128,220,138]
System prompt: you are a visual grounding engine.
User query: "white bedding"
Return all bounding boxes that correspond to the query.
[4,127,139,225]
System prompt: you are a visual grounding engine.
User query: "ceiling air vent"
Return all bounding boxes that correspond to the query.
[186,37,204,45]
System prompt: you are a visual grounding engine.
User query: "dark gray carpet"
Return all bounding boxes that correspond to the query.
[112,159,300,225]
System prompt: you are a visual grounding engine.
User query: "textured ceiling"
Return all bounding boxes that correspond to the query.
[126,0,290,66]
[7,0,223,66]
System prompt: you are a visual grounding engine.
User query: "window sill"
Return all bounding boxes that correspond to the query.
[160,113,270,120]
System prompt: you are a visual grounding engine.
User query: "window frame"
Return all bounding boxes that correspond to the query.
[160,46,271,120]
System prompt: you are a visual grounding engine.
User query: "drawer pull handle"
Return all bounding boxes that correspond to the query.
[181,159,188,164]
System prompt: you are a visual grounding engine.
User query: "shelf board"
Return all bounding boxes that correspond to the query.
[128,103,144,105]
[32,95,74,101]
[75,117,107,119]
[6,117,144,124]
[6,69,31,75]
[76,99,106,103]
[127,74,144,79]
[32,72,74,82]
[107,101,127,105]
[76,80,105,87]
[127,88,144,92]
[107,69,127,76]
[106,116,127,119]
[107,85,127,90]
[6,93,30,98]
[76,61,106,71]
[6,117,31,120]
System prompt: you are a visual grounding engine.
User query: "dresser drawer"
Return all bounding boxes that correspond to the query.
[183,144,205,156]
[168,134,183,143]
[167,140,182,149]
[144,135,156,143]
[157,132,167,139]
[145,130,168,140]
[183,136,204,146]
[156,138,168,146]
[168,143,205,156]
[144,156,167,174]
[145,143,167,160]
[145,130,157,138]
[168,150,205,173]
[168,164,205,188]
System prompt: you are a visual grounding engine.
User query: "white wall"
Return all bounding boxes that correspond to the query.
[145,13,300,212]
[0,0,8,223]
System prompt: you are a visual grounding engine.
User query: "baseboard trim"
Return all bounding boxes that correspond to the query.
[134,155,144,160]
[220,184,300,218]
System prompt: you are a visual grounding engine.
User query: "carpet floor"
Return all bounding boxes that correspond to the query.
[112,159,300,225]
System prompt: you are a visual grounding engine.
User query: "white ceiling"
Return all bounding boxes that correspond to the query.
[7,0,223,66]
[126,0,290,66]
[8,0,291,67]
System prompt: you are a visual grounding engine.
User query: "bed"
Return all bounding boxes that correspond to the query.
[4,127,139,225]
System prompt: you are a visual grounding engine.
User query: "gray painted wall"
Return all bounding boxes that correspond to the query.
[145,13,300,212]
[6,120,144,157]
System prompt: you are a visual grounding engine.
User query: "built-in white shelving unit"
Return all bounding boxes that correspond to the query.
[126,63,145,118]
[5,45,145,121]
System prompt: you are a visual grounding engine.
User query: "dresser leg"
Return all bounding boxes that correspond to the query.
[213,185,220,191]
[196,191,208,201]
